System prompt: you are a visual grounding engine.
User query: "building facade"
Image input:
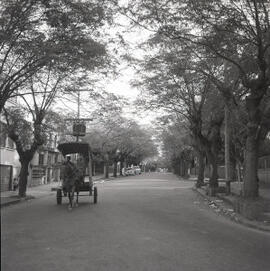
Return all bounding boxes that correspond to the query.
[0,120,62,191]
[0,121,21,191]
[28,132,62,187]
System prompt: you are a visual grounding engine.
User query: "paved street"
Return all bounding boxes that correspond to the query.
[1,173,270,271]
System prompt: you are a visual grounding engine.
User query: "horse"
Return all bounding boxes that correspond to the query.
[62,161,83,210]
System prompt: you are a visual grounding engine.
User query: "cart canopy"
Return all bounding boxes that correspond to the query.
[57,142,91,157]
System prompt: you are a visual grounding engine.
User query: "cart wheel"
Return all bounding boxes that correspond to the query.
[93,187,97,204]
[56,189,62,205]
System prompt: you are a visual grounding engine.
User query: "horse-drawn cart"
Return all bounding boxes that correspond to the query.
[56,142,97,208]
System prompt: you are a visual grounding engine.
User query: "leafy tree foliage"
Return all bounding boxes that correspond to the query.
[85,107,157,178]
[134,36,226,189]
[159,116,193,177]
[125,0,270,198]
[1,0,116,196]
[0,0,115,112]
[3,104,66,196]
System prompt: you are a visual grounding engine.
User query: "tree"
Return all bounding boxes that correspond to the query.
[187,0,270,198]
[85,111,158,178]
[1,0,117,196]
[0,0,114,112]
[134,37,225,192]
[159,116,193,177]
[2,66,72,196]
[124,0,270,198]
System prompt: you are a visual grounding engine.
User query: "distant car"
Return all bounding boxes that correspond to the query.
[133,166,141,175]
[125,167,135,176]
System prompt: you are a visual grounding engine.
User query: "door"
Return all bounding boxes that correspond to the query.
[0,165,12,192]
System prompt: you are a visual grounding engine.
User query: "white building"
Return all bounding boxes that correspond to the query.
[0,121,21,191]
[0,97,21,191]
[0,96,62,191]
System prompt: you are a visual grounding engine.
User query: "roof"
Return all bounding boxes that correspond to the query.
[57,142,91,156]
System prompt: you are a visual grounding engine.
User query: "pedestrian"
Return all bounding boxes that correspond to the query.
[13,177,18,191]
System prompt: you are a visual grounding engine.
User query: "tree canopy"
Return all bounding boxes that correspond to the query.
[122,0,270,198]
[0,0,115,112]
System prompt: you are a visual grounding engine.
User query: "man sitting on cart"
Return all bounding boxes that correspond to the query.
[61,156,82,194]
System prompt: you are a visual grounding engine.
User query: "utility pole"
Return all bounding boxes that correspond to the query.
[76,90,80,142]
[224,60,231,195]
[77,90,80,119]
[65,89,93,142]
[224,103,231,195]
[224,61,238,195]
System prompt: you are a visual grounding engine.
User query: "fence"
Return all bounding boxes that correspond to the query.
[190,155,270,183]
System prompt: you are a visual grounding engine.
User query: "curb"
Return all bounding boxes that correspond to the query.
[2,176,118,208]
[1,195,35,208]
[1,199,21,208]
[192,187,270,233]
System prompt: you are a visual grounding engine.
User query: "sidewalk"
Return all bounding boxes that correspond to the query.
[0,174,113,208]
[191,178,270,232]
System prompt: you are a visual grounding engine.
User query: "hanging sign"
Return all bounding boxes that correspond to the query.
[73,123,86,136]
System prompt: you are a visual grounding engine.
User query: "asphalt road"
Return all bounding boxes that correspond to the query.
[1,173,270,271]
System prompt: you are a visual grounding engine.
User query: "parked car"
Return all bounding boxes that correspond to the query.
[125,167,135,176]
[133,166,141,175]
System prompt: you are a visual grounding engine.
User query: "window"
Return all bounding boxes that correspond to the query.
[48,133,53,148]
[7,137,15,149]
[47,154,52,165]
[39,153,44,165]
[54,135,57,148]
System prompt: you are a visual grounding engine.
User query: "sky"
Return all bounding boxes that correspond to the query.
[103,12,159,125]
[103,65,160,126]
[55,11,158,126]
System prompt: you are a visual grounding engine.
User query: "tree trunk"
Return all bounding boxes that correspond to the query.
[236,160,243,182]
[113,161,117,178]
[193,124,221,192]
[243,134,259,198]
[180,159,184,176]
[243,95,261,198]
[224,104,231,194]
[206,150,219,188]
[104,153,109,179]
[175,159,180,175]
[0,91,9,114]
[120,161,123,176]
[104,162,109,178]
[207,151,219,197]
[18,160,31,197]
[231,157,237,182]
[196,150,205,188]
[123,159,127,174]
[181,159,187,177]
[210,162,219,188]
[92,162,96,176]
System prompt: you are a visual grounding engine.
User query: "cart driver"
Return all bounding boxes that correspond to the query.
[61,156,80,193]
[62,156,75,174]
